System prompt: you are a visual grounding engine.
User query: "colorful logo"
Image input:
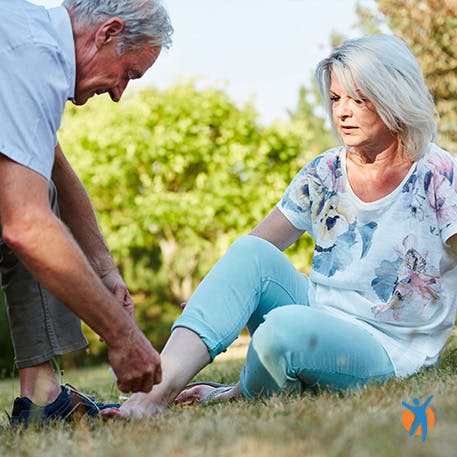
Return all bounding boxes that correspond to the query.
[402,395,435,442]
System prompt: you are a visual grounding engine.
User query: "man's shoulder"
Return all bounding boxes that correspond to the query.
[0,0,58,53]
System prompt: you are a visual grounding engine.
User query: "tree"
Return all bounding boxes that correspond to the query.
[58,81,331,356]
[357,0,457,152]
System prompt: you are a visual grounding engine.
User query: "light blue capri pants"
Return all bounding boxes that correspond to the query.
[172,235,395,397]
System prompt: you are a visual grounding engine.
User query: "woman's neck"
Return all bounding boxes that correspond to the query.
[347,139,410,167]
[345,141,414,202]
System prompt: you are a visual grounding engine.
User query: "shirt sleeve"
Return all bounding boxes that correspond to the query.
[276,165,313,231]
[0,43,69,180]
[432,154,457,243]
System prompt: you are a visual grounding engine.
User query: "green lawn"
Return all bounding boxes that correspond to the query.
[0,336,456,457]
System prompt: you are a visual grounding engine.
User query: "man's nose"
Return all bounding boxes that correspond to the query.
[109,80,129,102]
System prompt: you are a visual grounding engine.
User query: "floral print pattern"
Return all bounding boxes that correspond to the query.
[279,145,457,323]
[371,235,440,321]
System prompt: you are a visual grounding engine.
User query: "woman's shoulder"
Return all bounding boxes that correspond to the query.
[419,143,457,171]
[315,145,344,160]
[414,143,457,191]
[304,146,344,171]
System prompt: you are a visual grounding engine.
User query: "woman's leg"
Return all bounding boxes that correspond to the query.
[102,236,310,418]
[239,305,395,397]
[102,327,211,419]
[172,235,310,359]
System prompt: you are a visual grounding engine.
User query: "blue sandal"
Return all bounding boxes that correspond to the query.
[9,383,120,427]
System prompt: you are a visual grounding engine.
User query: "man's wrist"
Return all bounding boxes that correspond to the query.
[90,254,118,278]
[102,310,136,348]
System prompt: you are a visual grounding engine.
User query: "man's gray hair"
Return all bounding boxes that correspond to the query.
[315,34,437,161]
[63,0,173,53]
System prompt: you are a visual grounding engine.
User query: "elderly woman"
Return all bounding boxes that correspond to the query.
[102,34,457,419]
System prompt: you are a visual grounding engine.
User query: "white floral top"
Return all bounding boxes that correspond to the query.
[277,143,457,376]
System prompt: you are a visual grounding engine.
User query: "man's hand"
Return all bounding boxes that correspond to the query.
[108,324,162,393]
[0,155,161,394]
[101,270,135,320]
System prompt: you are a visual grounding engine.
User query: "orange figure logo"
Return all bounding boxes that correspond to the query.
[402,396,435,442]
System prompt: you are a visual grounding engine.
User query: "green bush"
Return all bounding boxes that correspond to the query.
[57,81,332,361]
[0,82,332,371]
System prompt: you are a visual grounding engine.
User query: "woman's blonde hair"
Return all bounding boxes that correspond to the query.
[315,34,437,160]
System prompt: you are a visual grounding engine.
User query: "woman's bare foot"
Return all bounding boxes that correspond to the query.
[174,382,242,405]
[101,328,213,420]
[100,392,168,420]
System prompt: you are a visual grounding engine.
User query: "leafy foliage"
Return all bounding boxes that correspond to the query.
[2,0,455,370]
[58,81,331,358]
[357,0,457,152]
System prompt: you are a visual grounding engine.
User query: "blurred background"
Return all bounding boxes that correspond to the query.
[1,0,455,374]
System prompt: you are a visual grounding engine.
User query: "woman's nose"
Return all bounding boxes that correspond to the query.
[335,98,352,119]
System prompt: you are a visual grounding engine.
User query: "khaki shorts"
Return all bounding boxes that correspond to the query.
[0,181,87,368]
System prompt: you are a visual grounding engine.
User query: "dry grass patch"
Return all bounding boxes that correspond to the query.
[0,336,456,457]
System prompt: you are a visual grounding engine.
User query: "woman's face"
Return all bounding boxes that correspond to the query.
[329,73,395,155]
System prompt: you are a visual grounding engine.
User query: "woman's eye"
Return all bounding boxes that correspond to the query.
[355,97,368,105]
[330,96,339,102]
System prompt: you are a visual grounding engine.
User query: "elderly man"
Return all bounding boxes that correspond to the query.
[0,0,173,424]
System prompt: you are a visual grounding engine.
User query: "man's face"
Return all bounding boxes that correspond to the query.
[74,40,161,105]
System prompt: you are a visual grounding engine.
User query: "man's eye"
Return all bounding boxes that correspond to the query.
[330,96,339,102]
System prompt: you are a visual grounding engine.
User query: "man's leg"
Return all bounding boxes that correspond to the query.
[0,182,87,405]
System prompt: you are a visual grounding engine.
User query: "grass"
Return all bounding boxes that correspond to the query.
[0,336,456,457]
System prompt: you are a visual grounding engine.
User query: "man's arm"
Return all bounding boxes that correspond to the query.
[52,144,134,317]
[0,154,161,392]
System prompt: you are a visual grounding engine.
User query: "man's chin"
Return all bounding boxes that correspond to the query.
[71,93,96,106]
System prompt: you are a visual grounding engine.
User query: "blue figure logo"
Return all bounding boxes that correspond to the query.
[402,395,435,442]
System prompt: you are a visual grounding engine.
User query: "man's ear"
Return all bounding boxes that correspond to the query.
[94,17,124,48]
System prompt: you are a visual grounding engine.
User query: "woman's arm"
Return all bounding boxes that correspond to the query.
[447,233,457,259]
[249,207,305,251]
[179,208,304,311]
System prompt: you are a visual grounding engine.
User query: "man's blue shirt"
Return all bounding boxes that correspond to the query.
[0,0,75,180]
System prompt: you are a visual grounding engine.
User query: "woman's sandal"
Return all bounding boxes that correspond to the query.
[182,381,236,403]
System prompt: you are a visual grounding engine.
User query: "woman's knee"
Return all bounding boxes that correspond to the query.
[228,235,280,263]
[250,305,311,362]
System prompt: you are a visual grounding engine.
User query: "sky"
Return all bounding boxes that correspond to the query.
[30,0,378,123]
